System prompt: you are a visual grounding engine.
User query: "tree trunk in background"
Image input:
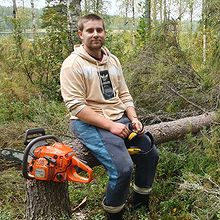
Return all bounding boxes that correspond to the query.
[132,0,135,45]
[202,0,207,64]
[145,0,151,36]
[159,0,162,22]
[67,0,81,51]
[163,0,167,21]
[177,0,183,44]
[152,0,157,25]
[167,0,171,20]
[25,180,71,220]
[189,0,194,36]
[12,0,17,18]
[30,0,36,39]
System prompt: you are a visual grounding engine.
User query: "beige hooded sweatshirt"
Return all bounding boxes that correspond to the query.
[60,44,134,121]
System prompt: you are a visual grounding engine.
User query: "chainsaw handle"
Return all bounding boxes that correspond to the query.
[22,135,61,180]
[24,128,46,146]
[66,156,93,183]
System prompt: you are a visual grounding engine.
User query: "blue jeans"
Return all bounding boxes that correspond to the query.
[70,116,159,208]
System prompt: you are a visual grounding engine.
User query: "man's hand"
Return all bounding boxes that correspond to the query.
[109,122,131,139]
[130,118,144,134]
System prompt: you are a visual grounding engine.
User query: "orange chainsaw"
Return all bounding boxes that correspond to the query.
[1,128,93,184]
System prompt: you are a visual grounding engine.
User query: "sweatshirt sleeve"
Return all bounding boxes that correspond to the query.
[60,57,87,116]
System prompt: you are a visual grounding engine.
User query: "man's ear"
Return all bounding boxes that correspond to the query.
[77,31,83,40]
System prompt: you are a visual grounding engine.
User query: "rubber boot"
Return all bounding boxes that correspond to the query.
[128,191,150,211]
[106,209,124,220]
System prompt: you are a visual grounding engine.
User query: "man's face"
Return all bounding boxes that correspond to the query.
[78,20,105,51]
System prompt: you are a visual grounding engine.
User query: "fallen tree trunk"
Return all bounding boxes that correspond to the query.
[71,111,219,167]
[25,111,219,219]
[142,111,218,144]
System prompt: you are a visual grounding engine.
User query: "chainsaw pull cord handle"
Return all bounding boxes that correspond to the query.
[66,156,93,183]
[22,135,61,180]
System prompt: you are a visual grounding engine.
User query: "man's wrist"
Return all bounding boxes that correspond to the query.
[131,116,138,121]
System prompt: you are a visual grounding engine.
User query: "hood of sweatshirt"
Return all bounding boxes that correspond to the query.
[72,44,111,65]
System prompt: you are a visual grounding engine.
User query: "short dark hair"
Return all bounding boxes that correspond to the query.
[78,14,105,31]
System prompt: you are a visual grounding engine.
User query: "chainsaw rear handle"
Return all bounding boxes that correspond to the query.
[22,135,61,180]
[66,156,93,183]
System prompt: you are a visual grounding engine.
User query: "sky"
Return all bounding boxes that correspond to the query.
[0,0,118,14]
[0,0,47,9]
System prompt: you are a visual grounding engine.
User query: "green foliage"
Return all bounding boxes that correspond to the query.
[0,7,70,100]
[152,128,220,219]
[0,96,69,138]
[105,30,136,63]
[28,32,70,100]
[0,6,43,31]
[41,4,68,32]
[29,4,71,99]
[136,16,148,47]
[0,210,11,220]
[123,22,219,120]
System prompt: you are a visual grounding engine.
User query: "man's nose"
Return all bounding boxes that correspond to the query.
[93,30,98,36]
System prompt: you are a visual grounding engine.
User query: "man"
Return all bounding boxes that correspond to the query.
[60,14,159,220]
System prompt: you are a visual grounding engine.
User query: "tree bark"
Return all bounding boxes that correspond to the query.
[25,180,71,220]
[152,0,157,25]
[25,111,219,219]
[12,0,17,18]
[202,0,207,64]
[31,0,36,39]
[145,0,151,35]
[66,0,81,51]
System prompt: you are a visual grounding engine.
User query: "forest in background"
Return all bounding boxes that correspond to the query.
[0,0,219,219]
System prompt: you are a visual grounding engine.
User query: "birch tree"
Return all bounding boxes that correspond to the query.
[66,0,81,51]
[159,0,163,21]
[152,0,157,25]
[30,0,36,39]
[163,0,167,21]
[202,0,207,64]
[12,0,17,18]
[145,0,151,35]
[188,0,194,35]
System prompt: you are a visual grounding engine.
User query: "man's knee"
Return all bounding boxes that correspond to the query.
[117,162,133,183]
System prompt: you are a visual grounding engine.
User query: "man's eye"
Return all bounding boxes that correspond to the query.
[97,28,103,33]
[87,29,94,33]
